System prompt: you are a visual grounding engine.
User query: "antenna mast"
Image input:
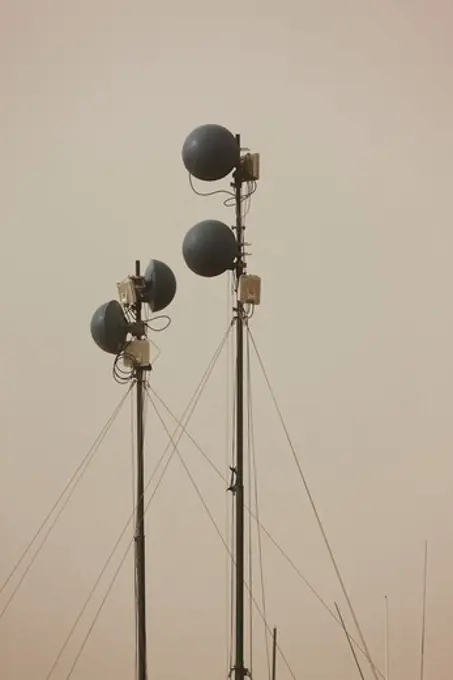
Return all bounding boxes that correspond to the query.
[133,259,149,680]
[181,124,261,680]
[384,595,390,680]
[419,540,428,680]
[233,134,246,680]
[271,627,278,680]
[90,257,177,680]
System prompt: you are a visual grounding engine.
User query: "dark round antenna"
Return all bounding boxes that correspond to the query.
[182,219,238,277]
[90,300,128,354]
[182,124,239,182]
[143,259,177,312]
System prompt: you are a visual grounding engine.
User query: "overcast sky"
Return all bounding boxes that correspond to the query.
[1,1,453,679]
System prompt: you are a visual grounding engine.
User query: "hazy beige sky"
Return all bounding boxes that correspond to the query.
[1,1,453,679]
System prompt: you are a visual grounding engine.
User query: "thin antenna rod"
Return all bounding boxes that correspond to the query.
[233,134,247,680]
[334,603,365,680]
[271,627,277,680]
[384,595,390,680]
[134,259,148,680]
[419,540,428,680]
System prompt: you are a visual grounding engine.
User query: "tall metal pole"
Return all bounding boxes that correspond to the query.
[419,540,428,680]
[92,256,176,678]
[384,595,390,680]
[271,627,278,680]
[233,134,247,680]
[134,259,148,680]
